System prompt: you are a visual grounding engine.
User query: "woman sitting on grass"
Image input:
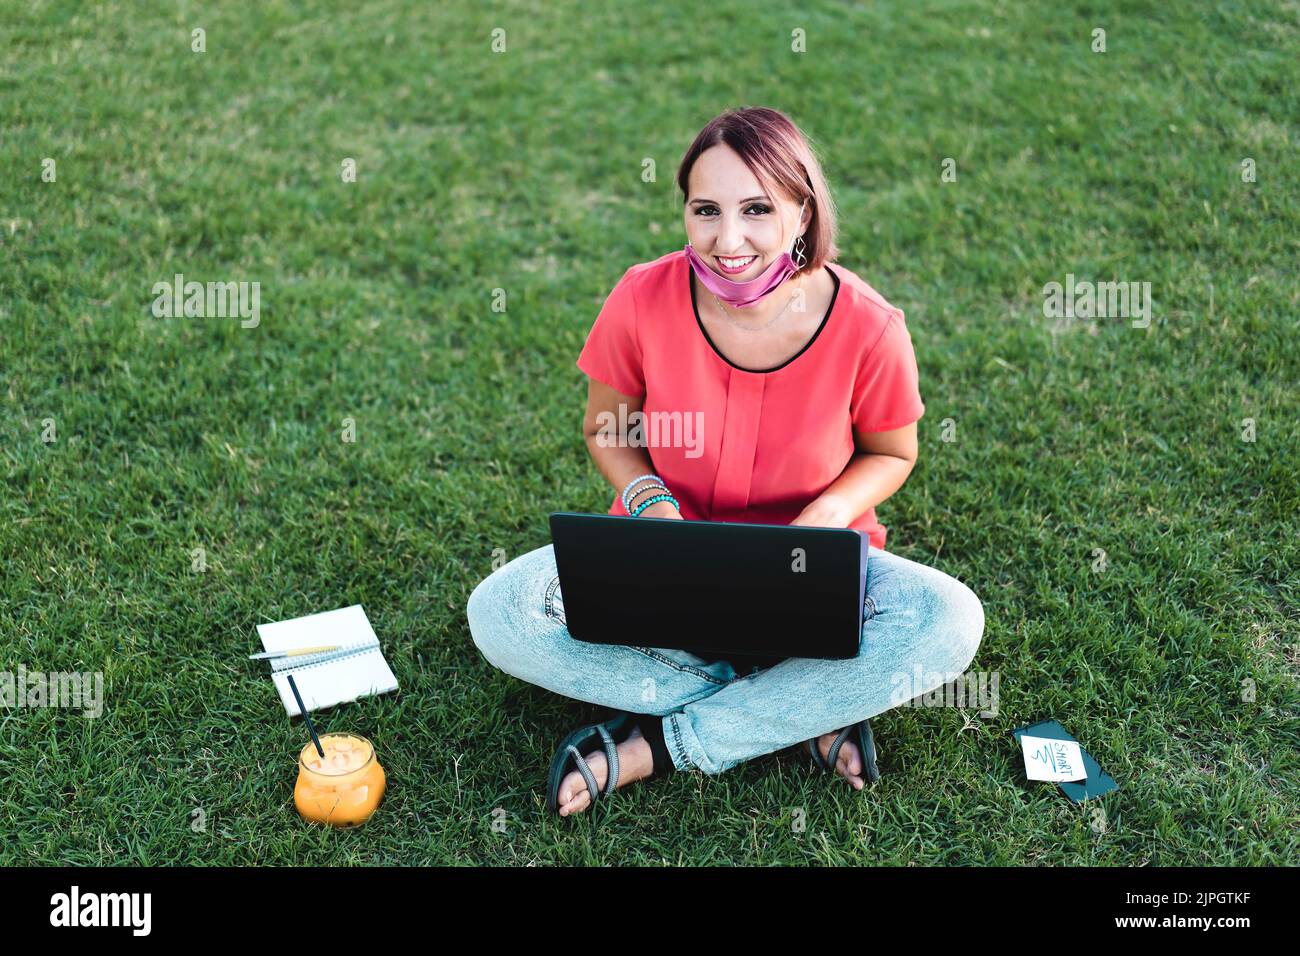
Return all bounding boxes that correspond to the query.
[467,106,985,817]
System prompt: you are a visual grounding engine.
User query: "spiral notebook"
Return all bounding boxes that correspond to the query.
[256,604,399,717]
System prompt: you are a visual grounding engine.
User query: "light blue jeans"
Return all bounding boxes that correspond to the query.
[466,542,985,775]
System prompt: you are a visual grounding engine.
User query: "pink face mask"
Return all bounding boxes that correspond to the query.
[685,199,807,309]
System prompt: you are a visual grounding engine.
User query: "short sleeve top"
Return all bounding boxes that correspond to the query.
[576,250,924,551]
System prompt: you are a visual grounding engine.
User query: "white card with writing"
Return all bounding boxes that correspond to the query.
[1020,735,1088,782]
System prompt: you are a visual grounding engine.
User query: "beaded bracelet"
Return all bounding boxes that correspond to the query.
[621,473,664,512]
[618,473,660,512]
[631,493,679,518]
[626,481,668,511]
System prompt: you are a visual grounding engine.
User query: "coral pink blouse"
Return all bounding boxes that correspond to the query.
[576,250,925,551]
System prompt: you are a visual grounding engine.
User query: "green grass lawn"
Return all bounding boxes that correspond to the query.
[1,0,1296,865]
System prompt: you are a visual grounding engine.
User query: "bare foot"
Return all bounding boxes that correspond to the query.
[557,725,656,816]
[815,730,865,790]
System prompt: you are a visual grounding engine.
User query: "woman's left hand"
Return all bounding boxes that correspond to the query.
[789,495,852,529]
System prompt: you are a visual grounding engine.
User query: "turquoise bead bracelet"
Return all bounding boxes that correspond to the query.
[631,493,679,518]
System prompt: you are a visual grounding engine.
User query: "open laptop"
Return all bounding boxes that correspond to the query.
[549,512,869,664]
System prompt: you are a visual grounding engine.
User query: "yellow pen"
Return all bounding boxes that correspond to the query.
[248,644,341,661]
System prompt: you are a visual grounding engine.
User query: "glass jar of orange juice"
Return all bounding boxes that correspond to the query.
[294,732,386,827]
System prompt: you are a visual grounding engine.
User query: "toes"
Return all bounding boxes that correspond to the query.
[558,750,607,815]
[838,741,863,779]
[831,740,863,787]
[814,733,867,787]
[820,734,862,778]
[559,771,585,808]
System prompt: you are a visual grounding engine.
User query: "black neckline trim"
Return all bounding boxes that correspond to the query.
[690,262,840,374]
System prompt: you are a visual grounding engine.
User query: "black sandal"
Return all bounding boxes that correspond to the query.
[546,710,675,815]
[805,718,882,786]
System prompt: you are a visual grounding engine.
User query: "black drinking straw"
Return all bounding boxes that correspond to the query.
[286,673,325,758]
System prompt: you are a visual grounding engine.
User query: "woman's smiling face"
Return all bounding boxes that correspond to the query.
[684,144,806,280]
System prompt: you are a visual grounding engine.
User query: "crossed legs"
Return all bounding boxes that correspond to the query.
[466,541,985,779]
